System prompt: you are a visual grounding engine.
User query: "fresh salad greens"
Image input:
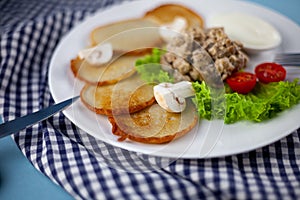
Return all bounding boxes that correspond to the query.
[193,79,300,124]
[135,48,173,83]
[135,49,300,124]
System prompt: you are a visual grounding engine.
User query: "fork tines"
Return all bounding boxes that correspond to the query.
[274,53,300,66]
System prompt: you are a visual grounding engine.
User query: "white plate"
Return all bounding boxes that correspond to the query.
[49,0,300,158]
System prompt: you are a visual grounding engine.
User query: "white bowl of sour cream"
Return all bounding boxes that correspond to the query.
[209,12,282,53]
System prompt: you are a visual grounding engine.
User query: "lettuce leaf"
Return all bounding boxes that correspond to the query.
[192,79,300,124]
[135,48,173,84]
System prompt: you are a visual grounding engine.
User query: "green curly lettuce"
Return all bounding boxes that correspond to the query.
[135,48,173,84]
[192,79,300,124]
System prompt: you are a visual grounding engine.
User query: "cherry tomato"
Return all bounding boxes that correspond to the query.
[255,62,286,83]
[226,72,257,94]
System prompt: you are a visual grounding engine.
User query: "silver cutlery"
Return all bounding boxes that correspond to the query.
[274,53,300,66]
[273,53,300,80]
[0,96,79,138]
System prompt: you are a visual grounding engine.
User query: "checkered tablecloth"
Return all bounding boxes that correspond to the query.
[1,0,300,199]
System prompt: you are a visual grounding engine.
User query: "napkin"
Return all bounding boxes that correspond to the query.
[1,0,300,199]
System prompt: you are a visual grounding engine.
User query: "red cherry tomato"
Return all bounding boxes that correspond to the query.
[255,62,286,83]
[226,72,257,94]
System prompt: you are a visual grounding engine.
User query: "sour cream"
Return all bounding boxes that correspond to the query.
[209,13,281,52]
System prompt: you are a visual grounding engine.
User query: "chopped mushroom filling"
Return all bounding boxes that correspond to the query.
[161,27,249,83]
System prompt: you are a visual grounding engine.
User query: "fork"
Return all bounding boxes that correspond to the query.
[273,53,300,66]
[273,53,300,81]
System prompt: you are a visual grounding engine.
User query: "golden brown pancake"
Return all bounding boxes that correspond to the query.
[90,18,163,54]
[80,74,155,115]
[144,4,205,29]
[70,55,139,85]
[108,101,198,144]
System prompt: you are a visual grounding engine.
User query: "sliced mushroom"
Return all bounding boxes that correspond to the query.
[153,81,195,113]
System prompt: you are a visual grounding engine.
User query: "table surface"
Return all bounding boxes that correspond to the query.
[0,0,299,199]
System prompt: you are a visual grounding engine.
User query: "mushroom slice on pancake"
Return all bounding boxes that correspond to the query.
[80,74,155,115]
[108,100,198,144]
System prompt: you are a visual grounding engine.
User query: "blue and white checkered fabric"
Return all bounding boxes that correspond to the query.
[1,0,300,199]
